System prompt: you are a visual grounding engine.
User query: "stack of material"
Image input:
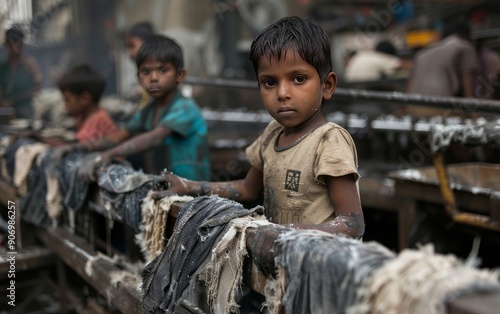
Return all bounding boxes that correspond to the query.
[141,219,500,314]
[136,192,194,263]
[265,230,500,314]
[141,195,265,314]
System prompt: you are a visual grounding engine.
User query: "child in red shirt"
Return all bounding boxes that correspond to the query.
[57,64,117,143]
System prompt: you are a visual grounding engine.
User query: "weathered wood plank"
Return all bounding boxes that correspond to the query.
[0,247,55,278]
[37,228,149,314]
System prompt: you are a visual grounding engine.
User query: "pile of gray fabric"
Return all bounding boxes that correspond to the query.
[19,150,53,227]
[98,164,163,233]
[58,151,97,212]
[141,195,262,313]
[265,230,500,314]
[265,230,396,314]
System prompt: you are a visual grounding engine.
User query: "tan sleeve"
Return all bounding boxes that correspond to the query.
[245,134,264,171]
[245,120,280,172]
[315,126,359,182]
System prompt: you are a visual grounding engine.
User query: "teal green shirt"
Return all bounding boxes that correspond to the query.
[0,56,41,119]
[125,91,211,180]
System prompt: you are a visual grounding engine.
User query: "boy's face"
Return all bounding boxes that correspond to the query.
[62,91,89,117]
[125,35,143,61]
[257,50,336,130]
[137,58,184,100]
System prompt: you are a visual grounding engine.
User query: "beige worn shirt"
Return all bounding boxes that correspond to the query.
[246,121,359,224]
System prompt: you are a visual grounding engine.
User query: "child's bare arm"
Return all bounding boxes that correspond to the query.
[104,126,170,159]
[154,167,264,202]
[78,127,168,181]
[286,174,365,238]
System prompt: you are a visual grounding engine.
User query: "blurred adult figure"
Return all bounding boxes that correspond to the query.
[125,22,155,61]
[344,40,409,83]
[406,19,478,99]
[124,22,156,108]
[474,38,499,99]
[0,26,42,120]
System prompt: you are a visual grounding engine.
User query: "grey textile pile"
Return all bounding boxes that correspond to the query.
[19,150,53,227]
[266,230,396,314]
[141,195,262,313]
[58,151,97,212]
[98,164,161,232]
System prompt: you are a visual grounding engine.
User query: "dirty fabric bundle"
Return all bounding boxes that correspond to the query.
[265,230,396,314]
[5,137,38,180]
[0,133,12,181]
[98,164,160,232]
[13,141,49,195]
[136,192,194,263]
[198,216,270,314]
[141,195,261,313]
[44,160,64,226]
[57,151,98,212]
[19,150,52,227]
[358,245,500,314]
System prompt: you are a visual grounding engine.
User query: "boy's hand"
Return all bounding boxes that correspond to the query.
[51,145,74,162]
[249,224,293,277]
[78,153,111,182]
[151,173,185,200]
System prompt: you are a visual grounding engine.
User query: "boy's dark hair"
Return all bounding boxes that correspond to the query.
[126,22,155,41]
[441,18,471,40]
[250,16,332,81]
[135,35,184,71]
[57,64,106,102]
[375,40,397,56]
[5,26,24,42]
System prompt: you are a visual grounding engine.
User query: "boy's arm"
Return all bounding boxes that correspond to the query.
[249,174,364,276]
[103,126,171,159]
[51,129,130,163]
[77,127,160,181]
[153,167,264,202]
[287,174,365,238]
[60,129,130,155]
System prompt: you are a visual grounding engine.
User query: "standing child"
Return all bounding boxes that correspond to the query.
[155,16,364,260]
[55,35,211,181]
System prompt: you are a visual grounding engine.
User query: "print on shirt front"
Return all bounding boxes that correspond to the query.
[285,169,301,192]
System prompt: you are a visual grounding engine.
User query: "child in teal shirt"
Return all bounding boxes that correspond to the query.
[54,35,210,181]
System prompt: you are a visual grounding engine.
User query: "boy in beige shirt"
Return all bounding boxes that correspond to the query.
[155,16,364,273]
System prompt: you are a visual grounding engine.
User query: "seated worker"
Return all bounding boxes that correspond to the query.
[0,26,42,120]
[57,64,117,144]
[125,21,155,62]
[344,39,410,83]
[54,35,211,181]
[153,16,365,272]
[16,64,117,146]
